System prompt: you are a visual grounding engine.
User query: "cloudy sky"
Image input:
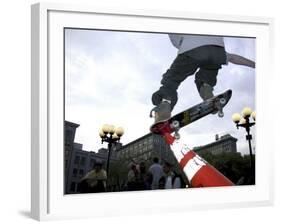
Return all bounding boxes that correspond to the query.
[65,29,256,155]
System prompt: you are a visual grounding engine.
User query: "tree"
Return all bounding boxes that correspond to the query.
[107,158,130,191]
[198,151,255,185]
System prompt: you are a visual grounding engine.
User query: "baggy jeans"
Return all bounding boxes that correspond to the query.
[152,45,227,110]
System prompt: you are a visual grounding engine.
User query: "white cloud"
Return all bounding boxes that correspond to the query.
[65,31,171,150]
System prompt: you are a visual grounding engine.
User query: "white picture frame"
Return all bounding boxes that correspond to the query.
[31,2,274,221]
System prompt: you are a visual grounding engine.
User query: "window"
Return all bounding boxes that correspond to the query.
[90,159,95,168]
[65,159,68,169]
[72,168,78,177]
[65,130,73,146]
[80,157,86,166]
[70,182,76,192]
[74,156,80,164]
[79,169,84,177]
[144,154,148,160]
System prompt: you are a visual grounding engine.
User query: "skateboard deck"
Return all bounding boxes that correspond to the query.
[150,89,232,142]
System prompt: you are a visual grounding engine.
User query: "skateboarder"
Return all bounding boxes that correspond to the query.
[150,34,255,123]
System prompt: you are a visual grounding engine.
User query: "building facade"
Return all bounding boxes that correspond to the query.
[193,134,238,155]
[64,121,119,194]
[64,121,80,193]
[115,133,187,185]
[117,133,175,164]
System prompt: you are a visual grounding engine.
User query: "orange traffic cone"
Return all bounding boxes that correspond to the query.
[166,134,234,187]
[178,149,234,187]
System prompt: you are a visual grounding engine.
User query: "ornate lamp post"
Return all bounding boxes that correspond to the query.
[232,107,256,173]
[99,124,124,179]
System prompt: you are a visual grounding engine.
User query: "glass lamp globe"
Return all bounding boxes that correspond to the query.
[115,127,124,136]
[232,113,241,123]
[242,107,252,118]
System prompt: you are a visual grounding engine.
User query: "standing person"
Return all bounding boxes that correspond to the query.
[127,163,139,191]
[80,161,107,193]
[150,34,255,123]
[137,161,151,190]
[160,161,184,189]
[148,157,164,190]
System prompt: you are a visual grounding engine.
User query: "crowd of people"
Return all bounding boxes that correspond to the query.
[125,157,186,191]
[78,157,187,193]
[120,157,186,191]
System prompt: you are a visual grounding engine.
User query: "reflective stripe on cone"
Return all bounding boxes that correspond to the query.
[179,149,234,187]
[163,133,234,187]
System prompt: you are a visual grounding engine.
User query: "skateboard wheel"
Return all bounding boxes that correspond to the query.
[218,111,224,117]
[220,98,226,105]
[174,132,180,140]
[171,120,180,129]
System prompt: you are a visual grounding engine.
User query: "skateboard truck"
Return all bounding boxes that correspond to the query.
[161,120,181,145]
[217,97,226,118]
[171,120,180,140]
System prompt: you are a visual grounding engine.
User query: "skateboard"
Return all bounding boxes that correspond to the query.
[150,89,232,143]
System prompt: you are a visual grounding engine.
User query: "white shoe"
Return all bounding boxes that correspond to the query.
[150,99,172,123]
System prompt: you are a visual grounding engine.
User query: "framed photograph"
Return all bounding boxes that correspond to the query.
[31,2,274,221]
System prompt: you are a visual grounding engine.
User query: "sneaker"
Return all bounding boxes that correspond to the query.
[150,99,171,123]
[199,83,214,101]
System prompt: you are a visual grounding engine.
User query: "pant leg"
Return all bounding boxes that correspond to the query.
[152,52,199,109]
[192,46,226,92]
[194,67,219,92]
[152,46,226,109]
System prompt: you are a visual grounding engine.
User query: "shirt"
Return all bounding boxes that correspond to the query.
[164,173,181,189]
[169,34,225,55]
[149,163,164,190]
[83,169,107,188]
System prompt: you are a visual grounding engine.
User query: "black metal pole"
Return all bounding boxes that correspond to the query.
[246,131,253,164]
[235,115,255,184]
[246,128,254,175]
[101,131,121,190]
[244,117,255,181]
[106,141,112,177]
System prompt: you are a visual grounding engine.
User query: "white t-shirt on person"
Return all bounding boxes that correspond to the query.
[169,34,225,55]
[149,163,164,190]
[164,174,181,189]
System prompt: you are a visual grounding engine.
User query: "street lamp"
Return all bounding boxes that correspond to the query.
[232,107,256,174]
[99,124,124,180]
